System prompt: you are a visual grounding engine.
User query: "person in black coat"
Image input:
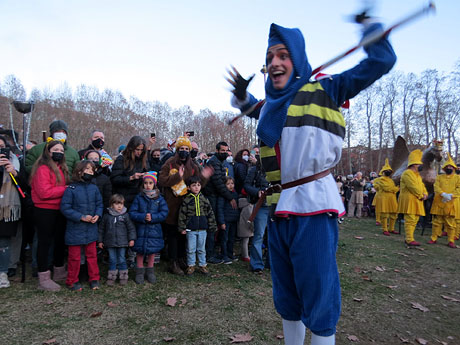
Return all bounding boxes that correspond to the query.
[202,141,237,264]
[234,148,252,196]
[216,177,240,263]
[111,136,150,209]
[84,150,112,209]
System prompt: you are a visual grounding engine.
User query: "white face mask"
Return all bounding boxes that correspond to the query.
[53,132,67,141]
[242,155,249,161]
[226,156,233,163]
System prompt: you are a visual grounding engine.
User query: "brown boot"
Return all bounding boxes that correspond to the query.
[106,270,118,286]
[53,266,67,282]
[168,261,184,275]
[118,270,129,285]
[38,271,61,292]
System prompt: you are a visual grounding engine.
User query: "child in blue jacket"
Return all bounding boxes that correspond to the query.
[129,171,168,284]
[61,160,103,291]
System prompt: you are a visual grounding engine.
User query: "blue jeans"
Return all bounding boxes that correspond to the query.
[250,205,269,270]
[0,237,11,273]
[186,230,207,267]
[220,221,237,259]
[107,247,127,271]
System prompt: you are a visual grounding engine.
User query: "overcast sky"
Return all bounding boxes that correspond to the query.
[1,0,458,113]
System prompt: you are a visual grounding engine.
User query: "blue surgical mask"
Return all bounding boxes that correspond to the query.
[53,132,67,141]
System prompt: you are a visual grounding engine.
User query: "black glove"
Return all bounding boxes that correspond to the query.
[354,10,371,24]
[233,73,255,101]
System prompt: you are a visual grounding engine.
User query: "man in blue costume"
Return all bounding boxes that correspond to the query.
[228,19,396,345]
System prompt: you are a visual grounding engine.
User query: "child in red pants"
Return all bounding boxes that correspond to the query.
[61,161,103,291]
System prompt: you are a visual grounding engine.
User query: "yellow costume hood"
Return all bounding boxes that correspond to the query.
[442,153,457,170]
[407,149,423,167]
[379,158,392,176]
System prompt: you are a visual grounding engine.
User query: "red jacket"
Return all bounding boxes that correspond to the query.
[31,165,67,210]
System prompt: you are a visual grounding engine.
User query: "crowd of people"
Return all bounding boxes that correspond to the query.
[336,152,460,248]
[0,122,270,291]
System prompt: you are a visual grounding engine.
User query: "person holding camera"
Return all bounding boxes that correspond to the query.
[0,136,26,288]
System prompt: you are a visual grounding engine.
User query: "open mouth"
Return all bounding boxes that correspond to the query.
[271,70,285,82]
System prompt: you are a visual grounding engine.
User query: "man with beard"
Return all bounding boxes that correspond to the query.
[78,130,113,175]
[202,141,237,264]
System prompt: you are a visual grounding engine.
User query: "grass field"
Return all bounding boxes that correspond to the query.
[1,217,459,345]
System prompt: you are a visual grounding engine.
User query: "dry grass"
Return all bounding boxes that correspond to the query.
[1,218,460,345]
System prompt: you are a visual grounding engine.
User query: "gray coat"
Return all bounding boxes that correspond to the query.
[98,207,137,247]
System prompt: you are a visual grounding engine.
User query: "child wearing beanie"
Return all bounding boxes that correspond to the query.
[129,171,169,284]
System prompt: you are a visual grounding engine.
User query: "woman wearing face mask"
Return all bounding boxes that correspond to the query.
[84,150,112,209]
[159,136,212,275]
[30,140,70,291]
[234,149,252,196]
[428,154,460,248]
[111,136,150,210]
[373,159,399,236]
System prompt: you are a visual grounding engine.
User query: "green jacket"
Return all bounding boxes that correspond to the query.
[25,141,80,175]
[177,192,217,232]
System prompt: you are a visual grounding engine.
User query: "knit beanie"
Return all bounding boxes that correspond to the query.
[175,136,192,150]
[143,171,158,185]
[49,120,69,135]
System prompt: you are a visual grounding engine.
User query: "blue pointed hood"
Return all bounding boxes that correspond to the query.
[257,23,312,148]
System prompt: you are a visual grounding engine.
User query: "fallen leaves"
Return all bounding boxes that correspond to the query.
[229,333,254,343]
[411,302,429,312]
[416,338,428,344]
[362,275,372,282]
[166,297,177,307]
[347,335,359,342]
[441,295,460,302]
[107,301,118,307]
[386,285,398,290]
[90,311,103,318]
[353,298,363,302]
[375,266,385,272]
[42,339,57,345]
[163,336,175,342]
[354,236,364,240]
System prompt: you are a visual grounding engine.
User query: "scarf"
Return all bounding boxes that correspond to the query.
[256,23,312,148]
[0,153,21,222]
[143,188,160,199]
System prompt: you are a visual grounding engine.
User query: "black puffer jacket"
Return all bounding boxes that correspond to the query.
[202,155,233,200]
[244,165,269,205]
[217,190,240,225]
[98,207,137,247]
[92,171,112,209]
[111,155,150,208]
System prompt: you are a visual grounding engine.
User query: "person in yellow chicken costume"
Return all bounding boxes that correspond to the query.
[397,149,428,246]
[428,154,460,248]
[456,165,460,241]
[372,172,382,226]
[374,159,399,236]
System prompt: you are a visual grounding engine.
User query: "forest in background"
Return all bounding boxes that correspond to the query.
[0,60,459,175]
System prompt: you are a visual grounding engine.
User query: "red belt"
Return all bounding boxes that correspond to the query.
[248,169,331,223]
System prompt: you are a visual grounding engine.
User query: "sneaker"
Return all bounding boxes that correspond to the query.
[375,221,381,226]
[229,255,239,262]
[383,231,391,236]
[252,268,263,274]
[198,266,209,275]
[0,272,10,288]
[441,231,448,237]
[89,280,100,290]
[427,240,437,244]
[185,266,195,276]
[390,230,400,234]
[447,242,456,249]
[241,256,250,262]
[223,257,232,265]
[406,241,421,247]
[207,257,223,265]
[68,282,83,291]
